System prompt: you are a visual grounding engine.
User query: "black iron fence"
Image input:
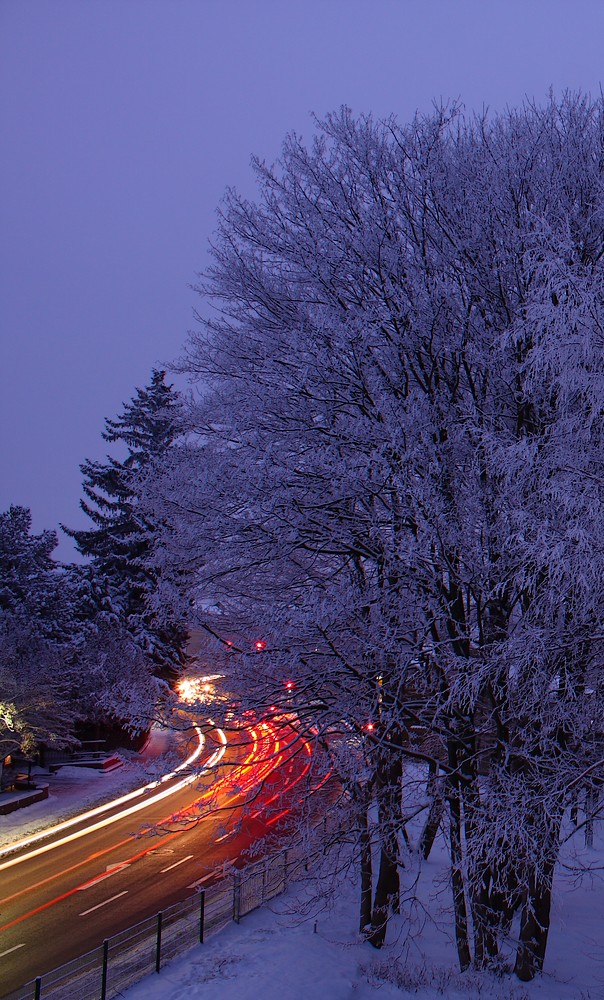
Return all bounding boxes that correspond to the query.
[2,848,303,1000]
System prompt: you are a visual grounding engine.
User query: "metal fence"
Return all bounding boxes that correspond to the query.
[2,846,312,1000]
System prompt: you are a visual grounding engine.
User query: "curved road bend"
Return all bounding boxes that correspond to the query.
[0,719,318,994]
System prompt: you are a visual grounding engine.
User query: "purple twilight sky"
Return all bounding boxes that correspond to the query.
[1,0,603,560]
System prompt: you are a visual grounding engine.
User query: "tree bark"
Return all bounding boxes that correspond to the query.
[447,772,472,971]
[358,802,373,933]
[446,732,472,972]
[471,866,504,967]
[367,836,399,948]
[585,780,599,849]
[367,743,402,948]
[514,810,561,982]
[514,862,555,981]
[420,763,445,861]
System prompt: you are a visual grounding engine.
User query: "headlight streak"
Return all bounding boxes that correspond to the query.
[163,727,264,825]
[256,735,312,824]
[250,729,332,824]
[0,719,331,935]
[0,723,225,872]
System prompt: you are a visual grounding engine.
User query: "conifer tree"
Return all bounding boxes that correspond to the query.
[0,506,78,756]
[0,506,160,756]
[65,370,188,681]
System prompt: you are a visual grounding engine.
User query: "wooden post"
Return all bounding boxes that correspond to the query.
[34,978,42,1000]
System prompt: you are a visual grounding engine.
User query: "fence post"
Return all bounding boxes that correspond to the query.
[283,849,288,890]
[262,861,268,904]
[233,872,241,923]
[199,888,205,944]
[34,978,41,1000]
[100,939,109,1000]
[155,912,163,974]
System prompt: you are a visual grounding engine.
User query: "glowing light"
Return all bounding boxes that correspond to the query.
[176,674,222,704]
[177,678,199,702]
[255,641,266,651]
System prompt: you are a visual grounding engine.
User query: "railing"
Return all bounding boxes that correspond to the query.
[2,840,325,1000]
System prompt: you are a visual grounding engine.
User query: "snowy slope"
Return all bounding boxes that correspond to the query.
[121,817,604,1000]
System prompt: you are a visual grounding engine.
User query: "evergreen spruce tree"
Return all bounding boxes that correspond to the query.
[0,506,63,634]
[64,370,189,681]
[0,506,81,755]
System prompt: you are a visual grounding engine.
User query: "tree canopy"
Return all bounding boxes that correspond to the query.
[0,507,159,758]
[148,94,604,981]
[65,369,190,681]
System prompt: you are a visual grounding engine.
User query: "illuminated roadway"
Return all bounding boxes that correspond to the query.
[0,716,326,996]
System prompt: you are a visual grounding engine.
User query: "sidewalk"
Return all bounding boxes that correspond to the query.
[0,725,178,849]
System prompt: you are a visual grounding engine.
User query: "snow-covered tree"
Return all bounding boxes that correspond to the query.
[150,94,604,981]
[0,506,161,758]
[1,505,68,638]
[64,370,189,681]
[0,506,79,756]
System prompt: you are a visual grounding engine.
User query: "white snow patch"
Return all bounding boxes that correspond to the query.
[121,827,604,1000]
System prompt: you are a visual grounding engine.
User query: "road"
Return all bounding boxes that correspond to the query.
[0,716,323,996]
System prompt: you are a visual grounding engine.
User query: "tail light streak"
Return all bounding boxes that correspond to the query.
[0,718,333,935]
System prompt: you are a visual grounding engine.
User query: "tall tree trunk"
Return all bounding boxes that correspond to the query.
[514,860,555,981]
[358,802,373,933]
[471,865,504,967]
[420,762,445,860]
[514,810,561,981]
[453,713,505,970]
[448,783,471,971]
[368,836,399,948]
[585,780,599,849]
[446,735,472,971]
[367,744,402,948]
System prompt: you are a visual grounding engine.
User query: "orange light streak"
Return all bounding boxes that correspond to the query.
[0,720,321,934]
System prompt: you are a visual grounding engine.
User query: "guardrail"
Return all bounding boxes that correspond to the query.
[2,821,334,1000]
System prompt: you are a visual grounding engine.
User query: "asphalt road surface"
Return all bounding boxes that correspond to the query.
[0,717,322,995]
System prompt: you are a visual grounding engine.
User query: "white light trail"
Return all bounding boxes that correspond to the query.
[0,723,227,872]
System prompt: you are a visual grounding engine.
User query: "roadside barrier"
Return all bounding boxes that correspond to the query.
[2,817,335,1000]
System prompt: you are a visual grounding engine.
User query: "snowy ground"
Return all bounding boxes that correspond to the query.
[2,739,603,999]
[121,825,604,1000]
